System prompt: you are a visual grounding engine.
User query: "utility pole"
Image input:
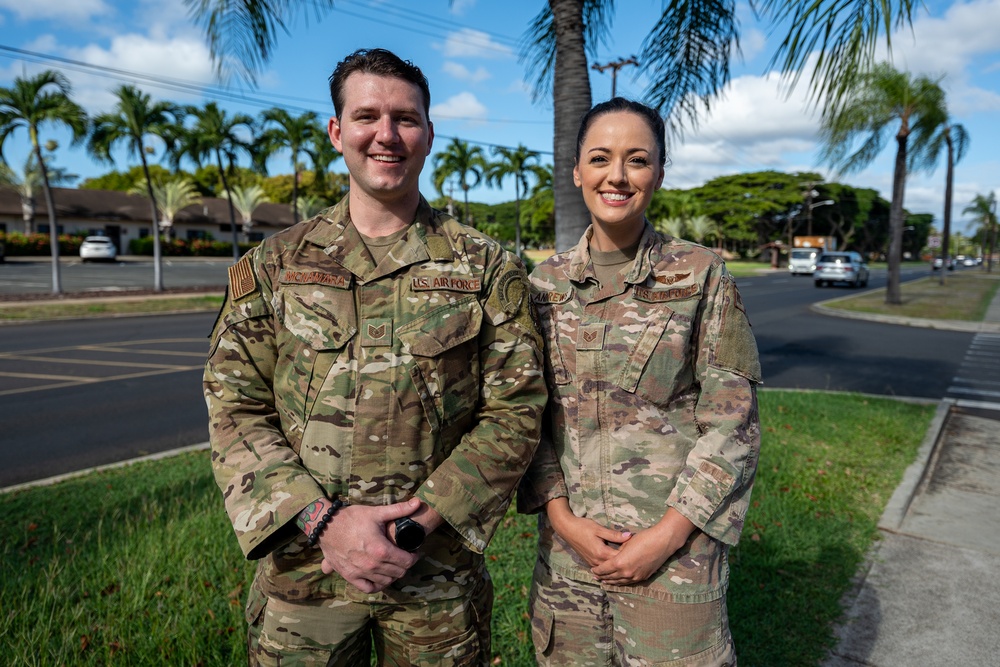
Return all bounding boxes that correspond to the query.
[989,194,998,274]
[591,57,638,98]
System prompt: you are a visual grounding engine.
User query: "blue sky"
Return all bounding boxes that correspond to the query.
[0,0,998,235]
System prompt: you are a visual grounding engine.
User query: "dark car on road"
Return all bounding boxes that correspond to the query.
[814,251,870,288]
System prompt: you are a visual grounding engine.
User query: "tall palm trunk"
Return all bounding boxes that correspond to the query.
[216,150,240,261]
[551,0,592,251]
[514,180,522,258]
[140,155,164,291]
[291,162,299,224]
[463,185,470,226]
[31,130,61,295]
[940,130,954,286]
[886,124,909,305]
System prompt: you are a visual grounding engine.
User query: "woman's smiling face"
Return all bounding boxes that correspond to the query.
[574,110,665,245]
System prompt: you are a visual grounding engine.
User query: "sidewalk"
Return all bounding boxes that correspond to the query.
[822,286,1000,666]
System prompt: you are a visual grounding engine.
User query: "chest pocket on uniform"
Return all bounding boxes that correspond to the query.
[397,295,482,432]
[614,292,701,407]
[277,289,357,440]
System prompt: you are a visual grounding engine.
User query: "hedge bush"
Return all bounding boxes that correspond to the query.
[127,236,257,257]
[0,232,256,258]
[0,232,83,256]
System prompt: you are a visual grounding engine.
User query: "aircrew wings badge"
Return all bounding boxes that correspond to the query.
[228,255,257,301]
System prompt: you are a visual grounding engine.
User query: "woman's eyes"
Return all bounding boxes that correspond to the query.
[587,155,649,166]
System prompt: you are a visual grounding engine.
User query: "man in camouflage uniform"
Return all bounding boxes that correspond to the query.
[204,48,546,666]
[519,220,761,665]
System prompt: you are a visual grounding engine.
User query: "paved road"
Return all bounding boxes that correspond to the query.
[0,263,982,487]
[0,312,215,487]
[0,257,230,295]
[737,267,974,399]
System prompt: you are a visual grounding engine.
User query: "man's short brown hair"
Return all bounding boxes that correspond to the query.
[329,48,431,119]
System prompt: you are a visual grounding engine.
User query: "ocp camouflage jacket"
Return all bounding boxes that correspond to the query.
[205,196,546,604]
[518,222,761,603]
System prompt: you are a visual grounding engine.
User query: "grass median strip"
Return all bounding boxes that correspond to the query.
[0,390,933,665]
[0,295,224,321]
[821,272,1000,321]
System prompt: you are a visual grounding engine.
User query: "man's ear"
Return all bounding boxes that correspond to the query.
[327,116,342,152]
[426,120,434,155]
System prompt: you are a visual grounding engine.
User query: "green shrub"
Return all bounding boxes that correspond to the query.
[0,231,83,256]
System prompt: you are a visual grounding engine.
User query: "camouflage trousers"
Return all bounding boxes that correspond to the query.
[245,572,493,666]
[528,559,736,666]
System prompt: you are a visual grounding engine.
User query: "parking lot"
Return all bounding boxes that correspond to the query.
[0,336,206,399]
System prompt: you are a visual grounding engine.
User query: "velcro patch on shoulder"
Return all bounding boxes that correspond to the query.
[633,284,700,303]
[497,267,527,315]
[228,254,258,301]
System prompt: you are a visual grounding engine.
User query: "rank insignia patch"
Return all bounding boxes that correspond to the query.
[361,318,393,347]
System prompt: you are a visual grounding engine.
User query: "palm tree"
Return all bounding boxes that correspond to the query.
[687,214,720,246]
[924,117,970,285]
[296,194,328,220]
[0,153,76,234]
[132,177,202,241]
[0,70,87,294]
[225,184,270,242]
[819,63,946,305]
[185,1,920,250]
[89,85,177,291]
[177,102,254,260]
[486,144,542,257]
[306,131,342,199]
[432,138,487,226]
[963,193,997,273]
[655,217,686,239]
[257,108,318,224]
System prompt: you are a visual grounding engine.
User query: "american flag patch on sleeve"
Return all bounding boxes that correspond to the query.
[228,254,257,300]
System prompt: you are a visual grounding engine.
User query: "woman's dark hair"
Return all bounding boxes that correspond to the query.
[575,97,667,167]
[329,48,431,119]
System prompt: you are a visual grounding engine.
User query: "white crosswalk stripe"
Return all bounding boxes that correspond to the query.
[947,333,1000,409]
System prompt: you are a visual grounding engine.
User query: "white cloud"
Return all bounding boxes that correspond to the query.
[430,92,488,122]
[0,0,111,22]
[64,33,216,111]
[880,0,1000,113]
[739,27,768,63]
[442,61,491,84]
[439,28,513,59]
[449,0,476,16]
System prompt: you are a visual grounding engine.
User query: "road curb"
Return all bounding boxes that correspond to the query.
[0,441,211,495]
[810,301,1000,333]
[877,399,952,532]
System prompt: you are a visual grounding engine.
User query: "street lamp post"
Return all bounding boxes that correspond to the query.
[806,199,835,237]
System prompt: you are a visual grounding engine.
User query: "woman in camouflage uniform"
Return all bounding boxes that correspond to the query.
[519,98,761,666]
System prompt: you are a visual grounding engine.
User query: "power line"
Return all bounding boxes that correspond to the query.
[0,44,552,156]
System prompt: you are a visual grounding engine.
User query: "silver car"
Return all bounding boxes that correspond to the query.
[814,251,870,288]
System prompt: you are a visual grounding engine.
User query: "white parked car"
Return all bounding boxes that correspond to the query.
[79,236,118,262]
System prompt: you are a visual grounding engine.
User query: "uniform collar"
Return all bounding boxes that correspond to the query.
[566,220,658,287]
[304,195,456,280]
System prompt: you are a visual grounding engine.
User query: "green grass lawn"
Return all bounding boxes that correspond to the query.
[822,272,1000,321]
[0,390,933,666]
